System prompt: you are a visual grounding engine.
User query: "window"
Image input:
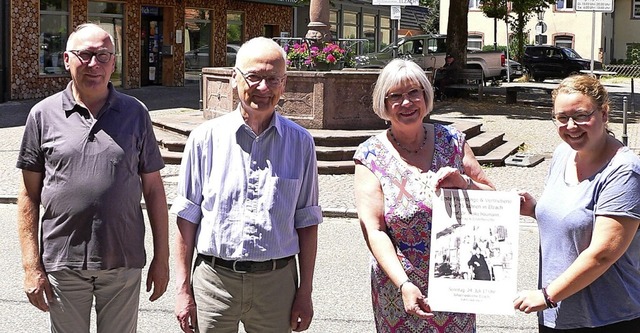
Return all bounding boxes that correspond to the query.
[380,16,391,51]
[634,0,640,18]
[468,35,483,50]
[555,36,573,49]
[556,0,574,11]
[88,1,124,86]
[227,12,244,46]
[343,12,358,39]
[329,10,339,40]
[39,0,69,75]
[363,14,376,53]
[469,0,481,10]
[186,9,212,70]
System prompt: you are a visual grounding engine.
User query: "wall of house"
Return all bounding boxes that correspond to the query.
[7,0,291,101]
[612,0,640,62]
[439,0,610,62]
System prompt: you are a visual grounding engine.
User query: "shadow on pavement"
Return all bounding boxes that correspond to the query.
[0,82,201,129]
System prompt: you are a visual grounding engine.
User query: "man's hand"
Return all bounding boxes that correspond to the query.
[290,290,313,332]
[175,291,198,333]
[24,267,52,312]
[146,256,169,301]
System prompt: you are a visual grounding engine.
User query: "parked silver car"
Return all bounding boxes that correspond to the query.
[185,44,240,69]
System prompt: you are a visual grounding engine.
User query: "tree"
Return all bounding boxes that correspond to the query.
[509,0,554,61]
[480,0,508,50]
[446,0,470,66]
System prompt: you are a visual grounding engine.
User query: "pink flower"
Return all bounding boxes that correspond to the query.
[326,54,336,63]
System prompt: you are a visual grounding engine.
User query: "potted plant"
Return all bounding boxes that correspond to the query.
[285,41,352,71]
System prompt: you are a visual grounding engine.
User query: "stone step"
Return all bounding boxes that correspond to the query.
[309,129,379,147]
[467,131,505,156]
[317,160,355,175]
[316,146,358,161]
[476,140,524,167]
[154,127,188,152]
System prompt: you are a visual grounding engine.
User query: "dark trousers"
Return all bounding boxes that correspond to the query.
[539,316,640,333]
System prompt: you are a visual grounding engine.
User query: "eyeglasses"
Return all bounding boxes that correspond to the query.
[552,109,598,127]
[234,67,285,88]
[69,50,114,64]
[385,88,425,105]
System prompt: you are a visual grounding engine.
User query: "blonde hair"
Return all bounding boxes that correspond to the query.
[371,59,434,121]
[552,75,610,114]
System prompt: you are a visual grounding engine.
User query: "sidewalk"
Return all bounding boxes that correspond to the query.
[1,81,639,217]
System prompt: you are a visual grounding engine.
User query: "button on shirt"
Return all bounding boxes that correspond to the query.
[170,107,322,261]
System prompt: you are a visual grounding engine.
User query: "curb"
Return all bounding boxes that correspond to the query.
[0,195,358,219]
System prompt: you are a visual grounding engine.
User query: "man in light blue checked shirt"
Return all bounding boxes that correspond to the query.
[172,37,323,333]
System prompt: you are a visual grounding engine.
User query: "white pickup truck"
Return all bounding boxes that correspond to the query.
[355,34,505,81]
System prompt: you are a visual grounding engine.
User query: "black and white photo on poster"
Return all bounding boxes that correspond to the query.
[428,189,520,315]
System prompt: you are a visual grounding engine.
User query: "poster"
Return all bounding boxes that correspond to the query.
[428,189,520,315]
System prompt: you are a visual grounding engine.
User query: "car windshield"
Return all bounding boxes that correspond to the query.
[561,48,582,59]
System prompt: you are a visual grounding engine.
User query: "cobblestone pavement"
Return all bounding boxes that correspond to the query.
[2,82,639,219]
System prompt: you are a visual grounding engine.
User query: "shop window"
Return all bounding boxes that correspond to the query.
[186,9,213,71]
[227,12,244,48]
[554,36,573,49]
[634,0,640,18]
[363,14,376,53]
[556,0,574,11]
[380,16,391,51]
[330,10,339,40]
[343,12,358,39]
[88,1,124,87]
[39,0,69,75]
[469,0,481,10]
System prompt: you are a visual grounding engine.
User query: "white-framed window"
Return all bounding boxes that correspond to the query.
[556,0,575,11]
[330,10,339,40]
[363,14,376,53]
[468,34,483,50]
[469,0,481,10]
[555,36,573,49]
[634,0,640,18]
[39,0,69,75]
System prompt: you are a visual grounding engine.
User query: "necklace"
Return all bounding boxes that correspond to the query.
[388,126,428,154]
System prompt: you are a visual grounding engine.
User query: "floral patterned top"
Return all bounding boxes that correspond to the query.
[354,123,476,333]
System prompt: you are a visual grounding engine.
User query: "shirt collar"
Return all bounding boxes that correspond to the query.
[231,104,284,137]
[61,82,119,117]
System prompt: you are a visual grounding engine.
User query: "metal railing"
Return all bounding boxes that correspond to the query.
[604,64,640,78]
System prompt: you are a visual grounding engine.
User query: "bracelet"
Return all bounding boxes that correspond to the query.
[398,279,412,294]
[541,287,557,308]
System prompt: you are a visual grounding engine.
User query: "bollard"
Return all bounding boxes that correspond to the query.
[199,73,203,112]
[623,96,628,146]
[632,78,636,115]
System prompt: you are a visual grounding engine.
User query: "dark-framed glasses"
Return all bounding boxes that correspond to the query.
[234,67,285,88]
[552,109,598,127]
[385,88,425,105]
[69,50,114,64]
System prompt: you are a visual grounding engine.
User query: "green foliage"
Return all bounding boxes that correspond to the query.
[482,45,507,53]
[506,0,556,62]
[626,43,640,65]
[481,0,508,19]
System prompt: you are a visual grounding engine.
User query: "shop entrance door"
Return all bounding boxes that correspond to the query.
[141,6,163,86]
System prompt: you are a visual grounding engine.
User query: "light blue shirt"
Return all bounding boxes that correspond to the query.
[170,107,322,261]
[536,143,640,329]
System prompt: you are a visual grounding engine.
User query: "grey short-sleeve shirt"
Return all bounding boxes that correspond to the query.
[17,82,164,272]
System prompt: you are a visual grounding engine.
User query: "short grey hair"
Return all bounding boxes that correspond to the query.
[66,23,115,51]
[235,37,287,68]
[372,59,434,121]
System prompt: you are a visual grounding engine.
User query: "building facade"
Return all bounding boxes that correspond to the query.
[2,0,294,101]
[440,0,640,64]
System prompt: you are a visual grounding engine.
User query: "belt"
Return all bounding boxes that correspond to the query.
[198,254,294,273]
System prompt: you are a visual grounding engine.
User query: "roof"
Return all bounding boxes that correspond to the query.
[400,6,430,31]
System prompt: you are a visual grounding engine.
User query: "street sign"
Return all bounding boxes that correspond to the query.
[390,6,402,19]
[576,0,614,12]
[372,0,419,5]
[535,22,547,34]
